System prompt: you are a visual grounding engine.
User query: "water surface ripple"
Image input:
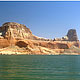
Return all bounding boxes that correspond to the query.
[0,55,80,80]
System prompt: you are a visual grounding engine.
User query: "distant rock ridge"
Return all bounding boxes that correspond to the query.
[0,22,79,55]
[0,22,79,42]
[54,29,78,41]
[0,22,52,41]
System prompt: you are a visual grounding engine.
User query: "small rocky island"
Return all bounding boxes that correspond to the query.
[0,22,80,55]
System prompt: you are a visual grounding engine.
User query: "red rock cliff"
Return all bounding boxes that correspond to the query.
[0,22,79,55]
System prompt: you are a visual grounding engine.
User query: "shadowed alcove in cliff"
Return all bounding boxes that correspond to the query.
[16,41,28,48]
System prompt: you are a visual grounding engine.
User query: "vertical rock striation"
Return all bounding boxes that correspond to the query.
[0,22,37,40]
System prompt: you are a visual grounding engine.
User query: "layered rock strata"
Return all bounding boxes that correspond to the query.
[0,22,36,40]
[0,22,80,55]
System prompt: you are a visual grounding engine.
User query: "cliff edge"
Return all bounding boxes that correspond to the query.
[0,22,80,55]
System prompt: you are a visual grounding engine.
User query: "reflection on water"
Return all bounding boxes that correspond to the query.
[0,55,80,80]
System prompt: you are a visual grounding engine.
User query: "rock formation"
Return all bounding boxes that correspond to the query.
[67,29,78,41]
[0,22,80,55]
[0,22,37,40]
[54,29,78,41]
[0,22,52,41]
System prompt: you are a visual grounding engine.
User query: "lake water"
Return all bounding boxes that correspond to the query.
[0,55,80,80]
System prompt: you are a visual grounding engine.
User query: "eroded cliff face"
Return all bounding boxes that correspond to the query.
[0,22,80,55]
[0,22,37,40]
[0,22,51,41]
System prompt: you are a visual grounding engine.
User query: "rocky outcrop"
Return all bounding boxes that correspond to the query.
[0,39,79,55]
[0,22,80,55]
[0,22,36,40]
[0,22,52,41]
[64,46,80,55]
[67,29,78,41]
[54,29,78,41]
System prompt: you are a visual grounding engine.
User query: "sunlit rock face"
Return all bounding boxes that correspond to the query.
[0,22,37,40]
[67,29,78,41]
[0,22,52,41]
[0,22,80,55]
[0,39,10,48]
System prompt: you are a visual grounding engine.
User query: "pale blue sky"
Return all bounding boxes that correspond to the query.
[0,1,80,40]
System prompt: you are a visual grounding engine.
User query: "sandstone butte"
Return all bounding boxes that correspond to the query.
[0,22,80,55]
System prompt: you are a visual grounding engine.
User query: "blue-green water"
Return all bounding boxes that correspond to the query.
[0,55,80,80]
